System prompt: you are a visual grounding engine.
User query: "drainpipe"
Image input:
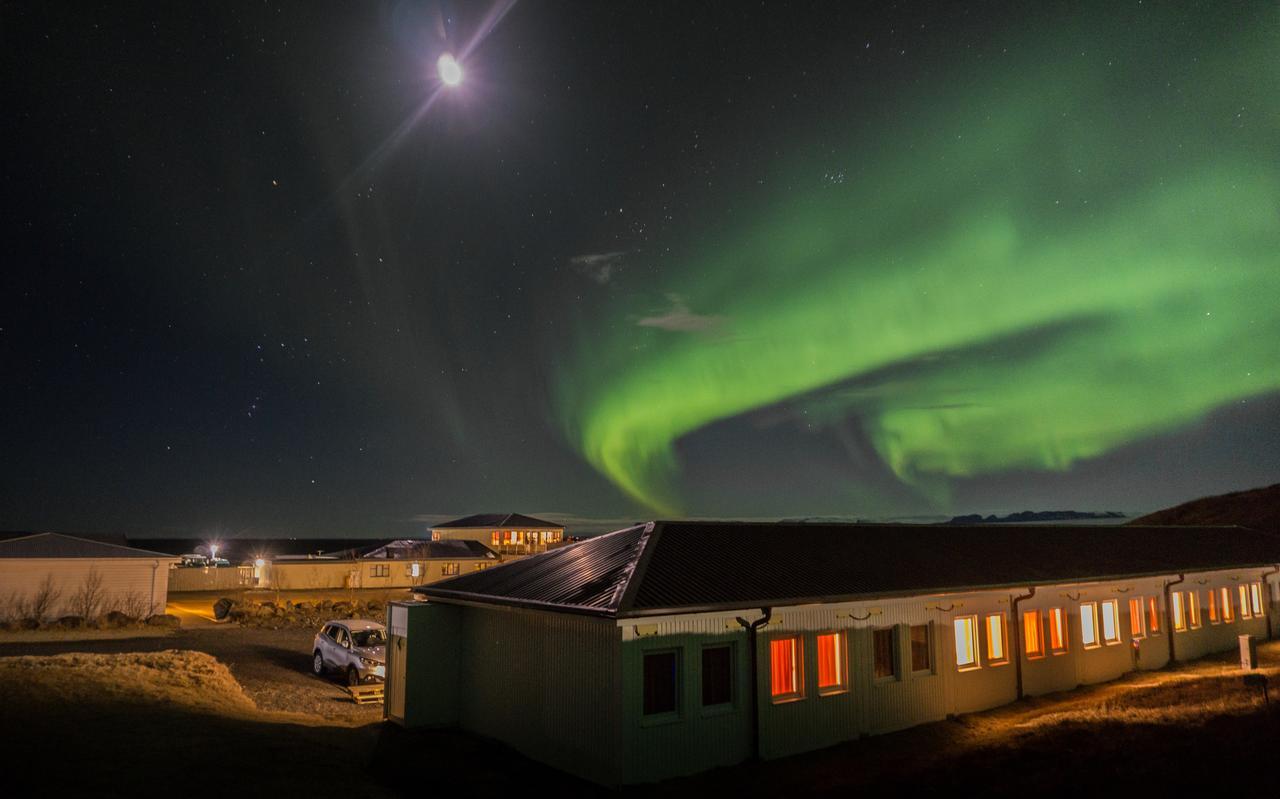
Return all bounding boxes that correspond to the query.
[1263,564,1280,641]
[150,560,158,617]
[735,607,772,762]
[1011,587,1036,700]
[1163,574,1185,666]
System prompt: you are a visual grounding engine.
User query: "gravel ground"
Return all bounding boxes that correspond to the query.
[0,625,381,723]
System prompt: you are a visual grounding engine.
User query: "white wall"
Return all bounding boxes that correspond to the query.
[0,558,174,620]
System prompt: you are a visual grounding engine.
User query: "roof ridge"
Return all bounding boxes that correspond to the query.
[614,522,660,615]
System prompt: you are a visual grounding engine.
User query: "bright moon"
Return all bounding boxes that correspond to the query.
[437,53,463,87]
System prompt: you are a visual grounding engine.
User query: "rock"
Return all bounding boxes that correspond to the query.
[104,610,134,627]
[212,597,235,620]
[146,613,181,628]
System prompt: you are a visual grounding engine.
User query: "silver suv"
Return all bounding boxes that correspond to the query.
[312,619,387,686]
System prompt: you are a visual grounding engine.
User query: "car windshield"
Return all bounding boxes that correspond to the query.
[351,629,385,647]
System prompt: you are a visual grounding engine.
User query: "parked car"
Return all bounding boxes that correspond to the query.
[312,619,387,686]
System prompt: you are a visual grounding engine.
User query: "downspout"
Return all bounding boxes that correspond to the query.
[1164,573,1185,665]
[150,560,158,617]
[1011,586,1036,700]
[735,607,772,762]
[1263,564,1280,641]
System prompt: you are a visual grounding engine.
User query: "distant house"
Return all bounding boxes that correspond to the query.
[430,513,566,557]
[386,521,1280,786]
[0,533,179,621]
[263,539,500,590]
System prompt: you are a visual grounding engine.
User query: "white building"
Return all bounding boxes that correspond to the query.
[386,521,1280,786]
[0,533,178,621]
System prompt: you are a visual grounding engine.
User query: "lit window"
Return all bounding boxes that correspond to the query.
[1080,602,1099,649]
[770,637,803,702]
[1023,610,1045,658]
[642,651,679,716]
[985,613,1008,665]
[1208,588,1219,623]
[953,616,979,670]
[1239,586,1252,619]
[872,627,897,680]
[1129,597,1145,639]
[1101,600,1121,645]
[407,562,421,578]
[701,645,733,707]
[816,632,847,694]
[1188,592,1201,629]
[1147,597,1162,634]
[1171,592,1186,632]
[910,624,932,673]
[1221,587,1234,622]
[441,562,460,576]
[1250,583,1264,616]
[1048,608,1068,654]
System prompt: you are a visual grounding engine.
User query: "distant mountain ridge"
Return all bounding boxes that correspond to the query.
[946,510,1126,525]
[1128,483,1280,532]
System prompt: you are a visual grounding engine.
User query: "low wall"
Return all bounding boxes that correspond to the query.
[168,566,253,593]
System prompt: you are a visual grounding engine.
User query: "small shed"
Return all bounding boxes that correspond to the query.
[0,533,178,621]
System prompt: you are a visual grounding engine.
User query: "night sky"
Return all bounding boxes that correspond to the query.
[4,2,1278,538]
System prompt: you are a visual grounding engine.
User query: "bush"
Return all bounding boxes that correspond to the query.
[145,613,181,628]
[54,616,86,630]
[103,611,134,628]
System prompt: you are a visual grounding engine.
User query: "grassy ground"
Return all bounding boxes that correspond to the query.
[0,637,1275,796]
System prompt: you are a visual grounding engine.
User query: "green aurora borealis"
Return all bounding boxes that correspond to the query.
[558,9,1280,514]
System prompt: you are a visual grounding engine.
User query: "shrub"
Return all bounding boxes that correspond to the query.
[68,567,107,620]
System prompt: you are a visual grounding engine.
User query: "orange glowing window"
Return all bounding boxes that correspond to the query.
[1239,586,1252,619]
[1188,592,1201,629]
[1251,583,1264,616]
[1147,597,1161,634]
[1048,607,1067,653]
[1023,610,1044,658]
[1208,588,1218,623]
[1221,587,1234,622]
[953,616,979,670]
[770,637,803,702]
[1129,597,1145,639]
[816,632,846,694]
[985,613,1008,665]
[1171,592,1186,632]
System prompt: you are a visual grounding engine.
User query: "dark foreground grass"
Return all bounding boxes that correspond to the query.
[2,645,1277,797]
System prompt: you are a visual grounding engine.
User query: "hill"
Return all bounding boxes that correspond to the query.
[1129,483,1280,532]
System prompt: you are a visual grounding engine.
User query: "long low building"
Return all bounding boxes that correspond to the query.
[265,539,500,590]
[386,521,1280,786]
[0,533,178,621]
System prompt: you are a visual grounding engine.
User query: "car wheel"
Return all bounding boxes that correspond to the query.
[312,651,325,676]
[347,666,361,687]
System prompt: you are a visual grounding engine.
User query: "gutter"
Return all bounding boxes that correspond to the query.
[735,607,772,762]
[1263,564,1280,641]
[1164,573,1185,665]
[1011,586,1036,699]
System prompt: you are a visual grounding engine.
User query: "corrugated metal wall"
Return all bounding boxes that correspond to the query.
[458,606,622,787]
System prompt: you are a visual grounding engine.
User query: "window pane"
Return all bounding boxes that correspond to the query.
[1024,610,1043,656]
[1172,592,1185,631]
[910,624,931,672]
[643,651,678,716]
[873,628,896,679]
[1189,592,1201,628]
[954,617,977,668]
[770,638,801,699]
[1240,586,1252,619]
[986,614,1005,662]
[1222,588,1233,622]
[817,633,845,691]
[1081,603,1098,647]
[1208,589,1218,622]
[1101,600,1119,644]
[1251,584,1263,616]
[1148,597,1161,632]
[1049,608,1067,652]
[1129,597,1144,638]
[701,646,732,707]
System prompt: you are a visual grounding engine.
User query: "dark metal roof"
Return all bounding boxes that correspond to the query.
[0,532,178,560]
[357,539,498,560]
[414,521,1280,618]
[417,524,649,615]
[431,513,563,530]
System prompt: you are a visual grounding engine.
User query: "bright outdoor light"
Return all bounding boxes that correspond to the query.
[437,53,462,86]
